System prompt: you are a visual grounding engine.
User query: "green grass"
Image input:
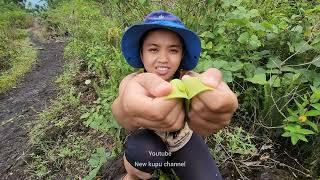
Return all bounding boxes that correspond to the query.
[25,0,320,179]
[0,33,37,93]
[26,52,111,179]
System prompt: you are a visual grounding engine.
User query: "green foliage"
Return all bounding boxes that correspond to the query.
[27,58,106,179]
[210,127,257,162]
[282,86,320,145]
[0,1,34,93]
[31,0,320,178]
[0,36,37,93]
[153,169,179,180]
[84,147,109,180]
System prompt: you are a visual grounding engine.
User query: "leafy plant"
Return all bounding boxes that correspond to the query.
[282,86,320,145]
[84,147,109,180]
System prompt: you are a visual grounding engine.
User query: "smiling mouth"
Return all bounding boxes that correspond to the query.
[155,66,170,76]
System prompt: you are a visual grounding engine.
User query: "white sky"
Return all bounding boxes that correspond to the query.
[25,0,47,8]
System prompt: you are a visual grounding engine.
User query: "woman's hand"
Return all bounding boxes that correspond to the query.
[112,73,185,132]
[185,68,238,137]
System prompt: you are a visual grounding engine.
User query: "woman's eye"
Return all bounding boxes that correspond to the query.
[148,48,158,52]
[170,49,179,53]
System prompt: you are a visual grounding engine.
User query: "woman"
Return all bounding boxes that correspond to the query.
[112,10,238,180]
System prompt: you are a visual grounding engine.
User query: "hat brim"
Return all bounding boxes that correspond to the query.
[121,22,201,70]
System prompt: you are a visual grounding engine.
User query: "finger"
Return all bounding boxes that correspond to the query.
[146,98,182,120]
[163,102,185,132]
[190,95,234,120]
[134,73,172,97]
[185,71,200,77]
[189,96,207,114]
[181,74,191,80]
[157,100,183,129]
[188,109,232,127]
[199,68,222,88]
[195,87,238,113]
[131,116,165,130]
[133,100,182,129]
[124,83,179,119]
[188,115,226,136]
[169,106,185,132]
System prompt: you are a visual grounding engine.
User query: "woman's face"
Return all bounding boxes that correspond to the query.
[141,29,183,81]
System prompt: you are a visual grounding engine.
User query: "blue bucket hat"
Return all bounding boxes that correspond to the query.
[121,10,201,70]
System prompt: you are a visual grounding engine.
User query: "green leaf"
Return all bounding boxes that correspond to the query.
[293,40,313,53]
[268,75,281,87]
[281,131,291,137]
[137,0,146,4]
[165,79,188,99]
[266,69,281,74]
[281,66,297,73]
[249,35,261,48]
[221,70,233,83]
[305,120,319,132]
[284,124,298,132]
[199,31,215,39]
[305,110,320,116]
[287,108,298,116]
[165,77,213,100]
[266,57,282,69]
[165,78,213,113]
[297,128,315,135]
[206,41,213,49]
[223,61,243,72]
[247,9,259,18]
[291,25,303,33]
[182,77,213,99]
[297,134,308,142]
[249,22,266,32]
[285,116,299,122]
[311,55,320,67]
[212,60,228,69]
[88,157,99,167]
[294,99,303,109]
[80,112,90,119]
[292,73,301,82]
[228,18,250,25]
[243,63,256,78]
[245,73,267,85]
[237,32,250,44]
[311,103,320,111]
[291,134,299,145]
[261,21,273,31]
[84,147,108,180]
[311,87,320,99]
[255,67,266,74]
[96,147,107,162]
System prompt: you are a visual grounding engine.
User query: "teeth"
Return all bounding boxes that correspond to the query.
[156,66,169,76]
[157,67,168,70]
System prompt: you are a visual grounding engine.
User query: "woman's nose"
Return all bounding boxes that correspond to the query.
[158,50,168,63]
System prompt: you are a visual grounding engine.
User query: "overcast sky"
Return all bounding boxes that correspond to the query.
[25,0,47,8]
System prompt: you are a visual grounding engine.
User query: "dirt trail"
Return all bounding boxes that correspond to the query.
[0,28,65,179]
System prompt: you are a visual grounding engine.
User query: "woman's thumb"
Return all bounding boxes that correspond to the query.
[135,73,172,97]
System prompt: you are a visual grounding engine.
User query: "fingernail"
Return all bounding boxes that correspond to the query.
[154,82,171,96]
[201,76,218,88]
[182,75,191,80]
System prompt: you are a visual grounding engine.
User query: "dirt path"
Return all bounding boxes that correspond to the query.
[0,29,65,179]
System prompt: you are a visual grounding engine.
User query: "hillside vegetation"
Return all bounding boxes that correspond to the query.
[25,0,319,179]
[0,0,36,93]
